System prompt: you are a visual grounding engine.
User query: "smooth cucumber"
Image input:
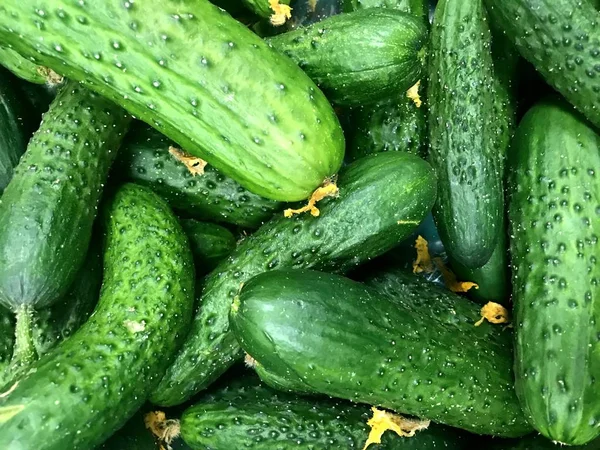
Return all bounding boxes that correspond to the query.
[508,98,600,445]
[268,9,427,106]
[484,0,600,130]
[116,124,281,229]
[231,268,530,437]
[151,151,437,406]
[428,0,507,269]
[0,0,344,202]
[181,375,471,450]
[179,220,236,275]
[0,183,195,450]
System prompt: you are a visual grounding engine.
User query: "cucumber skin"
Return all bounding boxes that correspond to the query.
[0,46,45,84]
[428,0,505,269]
[181,376,471,450]
[116,124,281,229]
[0,183,195,450]
[0,0,344,202]
[484,0,600,130]
[243,0,291,18]
[508,99,600,445]
[268,9,427,106]
[150,152,437,406]
[231,269,530,437]
[0,83,130,311]
[179,219,236,275]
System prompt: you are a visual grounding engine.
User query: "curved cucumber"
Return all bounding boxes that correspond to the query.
[268,9,427,106]
[151,151,437,406]
[181,376,472,450]
[428,0,506,268]
[180,220,236,276]
[0,183,195,450]
[0,0,344,202]
[116,124,281,229]
[231,268,530,437]
[508,98,600,445]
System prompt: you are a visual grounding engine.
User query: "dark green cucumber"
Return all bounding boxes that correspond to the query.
[485,433,600,450]
[116,124,281,229]
[0,183,195,450]
[151,151,437,406]
[231,268,530,437]
[0,306,14,384]
[508,98,600,445]
[484,0,600,130]
[268,9,427,106]
[428,0,506,269]
[0,0,344,202]
[181,375,471,450]
[179,220,236,276]
[0,46,45,84]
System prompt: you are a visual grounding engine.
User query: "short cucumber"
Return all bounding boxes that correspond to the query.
[268,9,427,106]
[0,0,344,202]
[484,0,600,129]
[116,124,281,229]
[231,268,531,437]
[508,98,600,445]
[151,151,437,406]
[0,183,195,450]
[179,220,236,275]
[181,375,472,450]
[428,0,507,268]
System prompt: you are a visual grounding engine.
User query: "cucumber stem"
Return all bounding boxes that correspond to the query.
[8,305,38,382]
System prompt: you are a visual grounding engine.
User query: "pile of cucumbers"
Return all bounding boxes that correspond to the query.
[0,0,599,448]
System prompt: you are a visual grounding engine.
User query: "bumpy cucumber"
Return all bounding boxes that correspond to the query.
[232,268,530,437]
[181,376,472,450]
[151,151,437,406]
[180,220,236,275]
[428,0,506,268]
[484,0,600,130]
[508,98,600,445]
[268,9,427,106]
[0,183,195,450]
[0,46,46,84]
[116,124,281,229]
[0,0,344,202]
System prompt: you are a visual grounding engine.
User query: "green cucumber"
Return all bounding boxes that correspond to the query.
[484,0,600,130]
[428,0,507,269]
[0,183,195,450]
[181,375,472,450]
[0,0,344,202]
[231,268,531,437]
[0,46,45,84]
[180,220,236,275]
[151,151,437,406]
[116,124,281,229]
[243,0,291,18]
[508,98,600,445]
[268,9,427,106]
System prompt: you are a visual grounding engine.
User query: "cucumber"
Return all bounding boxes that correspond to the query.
[151,151,437,406]
[0,46,45,84]
[484,0,600,130]
[268,9,427,106]
[508,98,600,445]
[243,0,292,18]
[0,183,195,450]
[343,0,429,26]
[428,0,507,269]
[231,268,531,437]
[0,0,344,202]
[181,375,472,450]
[179,220,236,275]
[116,124,281,229]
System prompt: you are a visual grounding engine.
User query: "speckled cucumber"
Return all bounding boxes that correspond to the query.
[0,183,195,450]
[180,220,236,276]
[0,0,344,202]
[508,98,600,446]
[268,9,427,106]
[231,269,531,437]
[428,0,507,269]
[116,124,281,229]
[484,0,600,130]
[181,376,472,450]
[150,152,437,407]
